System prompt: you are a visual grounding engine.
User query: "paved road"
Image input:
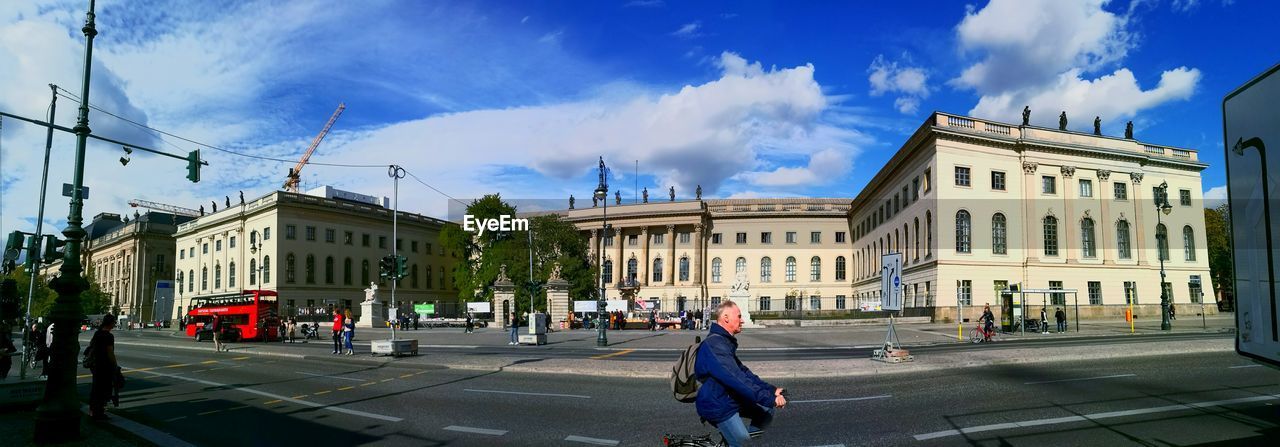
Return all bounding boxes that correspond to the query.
[85,339,1278,446]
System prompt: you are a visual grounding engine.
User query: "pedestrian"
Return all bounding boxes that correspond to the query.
[981,304,996,342]
[465,312,474,334]
[211,313,226,352]
[1055,307,1067,333]
[1040,308,1049,334]
[331,308,344,355]
[509,312,519,345]
[86,314,121,420]
[343,309,355,355]
[30,322,48,377]
[413,313,420,330]
[1169,303,1177,320]
[287,318,297,343]
[0,323,15,380]
[650,310,657,331]
[695,300,786,446]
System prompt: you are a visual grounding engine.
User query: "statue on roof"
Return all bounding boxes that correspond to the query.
[696,185,702,200]
[669,186,675,201]
[1125,121,1134,139]
[225,196,231,208]
[569,194,575,209]
[199,205,204,216]
[1093,116,1101,135]
[1058,111,1067,130]
[615,190,621,205]
[239,190,245,204]
[1022,106,1030,126]
[212,201,217,212]
[642,187,648,203]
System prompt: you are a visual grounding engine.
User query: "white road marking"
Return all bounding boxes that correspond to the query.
[565,435,620,446]
[135,368,402,422]
[912,393,1280,440]
[419,344,480,349]
[298,371,366,382]
[464,388,591,399]
[1024,374,1136,385]
[805,444,847,447]
[444,425,507,436]
[1229,364,1262,369]
[790,395,891,404]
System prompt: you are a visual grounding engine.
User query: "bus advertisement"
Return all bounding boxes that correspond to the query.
[185,290,280,342]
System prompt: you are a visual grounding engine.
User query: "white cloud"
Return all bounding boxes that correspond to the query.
[625,0,665,7]
[539,29,564,44]
[1204,185,1227,209]
[671,22,701,38]
[951,0,1200,130]
[739,148,851,187]
[867,54,931,114]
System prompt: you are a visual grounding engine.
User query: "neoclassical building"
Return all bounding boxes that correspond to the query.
[171,187,461,321]
[545,111,1214,323]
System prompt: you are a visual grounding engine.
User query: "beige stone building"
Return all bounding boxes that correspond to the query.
[171,187,460,322]
[545,111,1214,323]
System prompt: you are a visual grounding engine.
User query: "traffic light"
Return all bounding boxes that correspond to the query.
[24,234,42,270]
[3,231,23,262]
[186,149,201,183]
[379,255,395,279]
[396,255,407,279]
[41,234,66,263]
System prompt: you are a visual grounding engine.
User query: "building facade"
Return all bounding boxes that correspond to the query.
[171,188,461,322]
[548,112,1215,323]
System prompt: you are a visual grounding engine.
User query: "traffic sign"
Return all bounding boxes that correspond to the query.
[881,253,902,311]
[1224,63,1280,368]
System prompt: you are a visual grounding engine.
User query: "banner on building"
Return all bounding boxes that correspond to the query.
[153,280,175,322]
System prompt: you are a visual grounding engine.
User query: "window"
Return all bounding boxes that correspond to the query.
[679,257,690,281]
[604,235,614,247]
[396,238,402,251]
[810,257,821,281]
[1081,218,1096,258]
[958,280,972,306]
[955,166,970,186]
[228,262,237,287]
[229,237,236,249]
[1079,179,1093,197]
[991,171,1006,191]
[810,295,822,310]
[216,240,222,251]
[1117,220,1132,259]
[305,226,316,241]
[913,177,921,201]
[424,264,433,289]
[379,236,387,249]
[786,232,797,244]
[249,259,257,285]
[1184,226,1196,261]
[603,261,613,284]
[836,232,846,243]
[344,258,352,285]
[785,296,797,311]
[362,234,370,247]
[1114,182,1128,200]
[344,231,353,245]
[263,227,271,240]
[286,254,296,283]
[924,168,932,192]
[361,259,370,285]
[926,212,933,257]
[1042,176,1056,194]
[190,247,195,257]
[655,234,664,245]
[1050,281,1064,306]
[992,213,1007,255]
[1180,189,1192,206]
[735,257,746,274]
[761,232,772,244]
[759,296,771,311]
[1190,276,1203,303]
[180,250,184,260]
[411,240,418,252]
[1156,223,1169,261]
[653,258,663,283]
[202,266,208,290]
[440,266,446,289]
[214,263,222,289]
[1088,281,1102,305]
[411,265,419,288]
[202,243,208,254]
[286,225,296,240]
[425,243,432,254]
[188,269,194,292]
[902,186,909,207]
[914,218,920,261]
[626,258,638,283]
[628,234,638,246]
[679,233,691,244]
[836,295,846,310]
[1162,281,1175,304]
[712,233,722,244]
[735,233,747,244]
[1043,216,1059,256]
[305,254,315,284]
[325,256,334,284]
[835,256,846,281]
[894,194,900,213]
[956,210,971,253]
[177,271,184,294]
[785,257,796,282]
[760,257,772,283]
[325,229,335,243]
[262,256,270,283]
[711,258,722,283]
[811,231,821,244]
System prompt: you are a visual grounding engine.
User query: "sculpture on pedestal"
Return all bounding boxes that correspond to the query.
[1022,106,1031,126]
[1058,111,1067,130]
[363,282,378,303]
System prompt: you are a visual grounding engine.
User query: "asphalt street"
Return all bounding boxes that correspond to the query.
[79,339,1279,446]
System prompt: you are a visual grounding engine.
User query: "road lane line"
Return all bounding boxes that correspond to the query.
[1024,374,1136,385]
[912,393,1280,440]
[291,395,307,399]
[164,416,187,422]
[590,349,635,359]
[297,372,366,382]
[1229,364,1262,369]
[338,386,355,391]
[380,378,394,383]
[399,374,414,378]
[464,389,591,399]
[197,410,220,416]
[314,390,331,395]
[444,425,507,436]
[263,400,282,405]
[136,369,402,422]
[790,395,891,404]
[359,382,376,387]
[565,435,620,446]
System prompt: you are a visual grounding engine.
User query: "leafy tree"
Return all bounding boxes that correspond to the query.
[1204,204,1232,304]
[2,265,109,320]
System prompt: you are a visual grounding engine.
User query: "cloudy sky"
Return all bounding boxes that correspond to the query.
[0,0,1273,234]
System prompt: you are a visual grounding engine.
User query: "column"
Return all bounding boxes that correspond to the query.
[666,224,676,285]
[1022,161,1040,264]
[1097,170,1111,264]
[693,223,704,284]
[1130,172,1147,266]
[640,227,650,286]
[614,227,624,284]
[1061,166,1076,263]
[589,229,599,268]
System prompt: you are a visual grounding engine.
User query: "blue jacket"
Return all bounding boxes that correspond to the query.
[695,323,776,424]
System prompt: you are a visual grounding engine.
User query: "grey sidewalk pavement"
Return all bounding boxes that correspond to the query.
[103,314,1241,380]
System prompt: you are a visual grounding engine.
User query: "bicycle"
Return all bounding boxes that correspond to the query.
[968,322,999,343]
[663,390,788,446]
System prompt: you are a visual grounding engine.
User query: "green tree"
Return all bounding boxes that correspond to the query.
[1204,204,1232,305]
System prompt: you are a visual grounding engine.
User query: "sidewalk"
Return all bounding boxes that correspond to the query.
[0,405,157,447]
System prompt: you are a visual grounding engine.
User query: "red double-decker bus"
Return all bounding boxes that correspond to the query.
[185,290,280,342]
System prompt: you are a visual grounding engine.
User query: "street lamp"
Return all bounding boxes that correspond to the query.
[1156,180,1173,331]
[594,156,609,347]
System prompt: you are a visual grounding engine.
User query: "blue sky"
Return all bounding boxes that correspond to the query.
[1,0,1275,233]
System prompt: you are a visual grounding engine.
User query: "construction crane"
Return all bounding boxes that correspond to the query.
[283,103,346,193]
[128,199,200,217]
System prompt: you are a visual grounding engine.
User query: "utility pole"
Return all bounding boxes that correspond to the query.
[20,85,58,381]
[389,165,405,341]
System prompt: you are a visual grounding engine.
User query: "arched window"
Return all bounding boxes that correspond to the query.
[785,257,796,282]
[914,217,921,261]
[189,269,195,292]
[229,261,236,288]
[1117,220,1132,259]
[894,229,900,253]
[262,256,270,284]
[1081,218,1096,258]
[439,266,446,289]
[425,264,433,289]
[1043,216,1059,256]
[325,256,334,284]
[810,256,821,281]
[1156,223,1169,261]
[992,213,1007,255]
[202,267,208,290]
[903,224,909,262]
[343,258,352,285]
[956,210,971,253]
[627,258,638,283]
[761,257,772,283]
[177,271,184,295]
[653,258,664,283]
[249,259,257,285]
[411,263,419,288]
[603,260,613,284]
[286,253,296,283]
[679,256,690,281]
[1183,226,1196,261]
[305,254,316,284]
[735,257,746,274]
[926,211,933,257]
[361,259,370,284]
[214,263,221,289]
[836,256,846,281]
[711,258,722,283]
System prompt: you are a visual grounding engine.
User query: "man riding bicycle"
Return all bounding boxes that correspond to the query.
[695,300,787,446]
[979,303,995,342]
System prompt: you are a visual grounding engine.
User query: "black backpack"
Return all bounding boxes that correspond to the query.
[671,335,703,403]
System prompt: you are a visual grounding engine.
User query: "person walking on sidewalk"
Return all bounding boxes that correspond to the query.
[331,308,344,354]
[695,300,786,447]
[211,313,226,352]
[287,318,297,343]
[87,314,121,420]
[1040,308,1049,334]
[343,309,355,355]
[509,312,519,345]
[1169,303,1177,321]
[980,304,995,342]
[465,312,474,334]
[1055,307,1067,333]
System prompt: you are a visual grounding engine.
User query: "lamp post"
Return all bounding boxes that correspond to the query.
[1156,181,1173,331]
[249,230,262,291]
[594,157,609,346]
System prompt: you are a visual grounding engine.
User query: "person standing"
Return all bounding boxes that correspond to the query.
[287,318,297,343]
[343,309,355,355]
[980,304,996,342]
[0,323,14,380]
[87,314,121,420]
[695,301,786,446]
[211,313,225,352]
[1040,308,1049,334]
[509,312,519,345]
[465,312,474,334]
[1055,307,1067,333]
[331,308,344,355]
